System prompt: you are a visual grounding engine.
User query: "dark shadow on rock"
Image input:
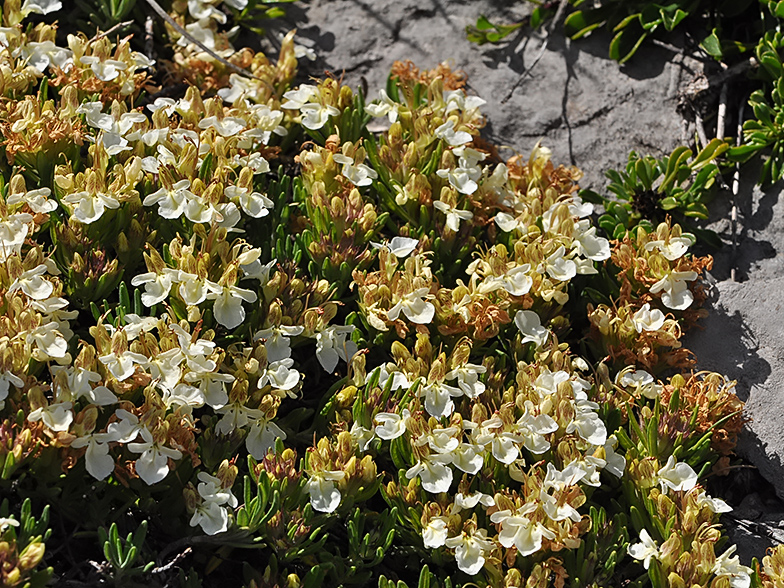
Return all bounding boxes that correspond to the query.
[344,0,427,55]
[696,160,779,282]
[478,27,530,74]
[562,29,673,80]
[686,307,770,403]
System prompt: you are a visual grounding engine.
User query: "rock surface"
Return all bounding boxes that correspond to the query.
[272,0,784,562]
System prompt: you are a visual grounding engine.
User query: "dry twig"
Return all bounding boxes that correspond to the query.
[502,0,570,104]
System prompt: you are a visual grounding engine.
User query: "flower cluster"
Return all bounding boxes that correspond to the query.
[0,2,757,586]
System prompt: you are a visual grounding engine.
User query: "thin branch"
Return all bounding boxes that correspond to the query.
[145,15,155,65]
[502,0,570,104]
[716,81,728,140]
[151,547,192,575]
[88,20,134,44]
[731,98,746,283]
[694,111,709,149]
[143,0,260,82]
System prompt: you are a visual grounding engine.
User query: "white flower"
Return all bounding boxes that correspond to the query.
[713,545,752,588]
[293,43,316,61]
[434,120,472,146]
[21,0,62,15]
[106,409,141,443]
[143,179,194,219]
[183,370,233,409]
[446,529,493,575]
[628,529,659,569]
[494,211,524,232]
[365,89,399,123]
[28,401,72,431]
[127,427,182,485]
[632,303,666,332]
[645,237,692,261]
[387,288,435,324]
[422,516,449,548]
[515,405,559,454]
[696,490,732,513]
[52,365,117,406]
[617,369,661,399]
[215,402,264,436]
[315,325,357,373]
[300,103,340,130]
[0,215,30,262]
[245,419,287,459]
[374,409,410,440]
[421,381,461,418]
[656,455,698,492]
[445,363,486,399]
[443,90,486,115]
[190,500,229,536]
[566,400,607,446]
[436,167,478,195]
[224,185,273,218]
[281,85,318,110]
[7,188,57,214]
[332,154,378,187]
[188,0,227,22]
[0,371,23,410]
[7,264,53,300]
[17,40,72,73]
[209,285,258,329]
[189,471,239,536]
[254,325,303,363]
[572,220,611,261]
[259,359,300,392]
[490,507,555,556]
[451,492,494,514]
[0,517,19,532]
[79,56,127,82]
[26,322,69,359]
[177,271,221,306]
[451,442,484,474]
[603,436,626,477]
[306,470,345,513]
[514,310,548,348]
[71,433,115,480]
[433,200,473,231]
[650,270,698,310]
[99,351,148,382]
[62,191,120,224]
[198,116,246,137]
[405,457,453,493]
[481,264,533,297]
[370,236,418,258]
[131,269,178,306]
[349,422,373,452]
[542,246,577,282]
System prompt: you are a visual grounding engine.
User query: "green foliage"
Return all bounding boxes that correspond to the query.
[467,0,757,63]
[98,521,155,581]
[729,29,784,185]
[378,565,453,588]
[465,15,525,45]
[583,139,727,247]
[0,498,52,588]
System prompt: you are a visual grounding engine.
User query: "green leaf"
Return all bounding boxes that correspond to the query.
[564,9,608,39]
[609,26,648,64]
[701,29,723,60]
[691,138,729,169]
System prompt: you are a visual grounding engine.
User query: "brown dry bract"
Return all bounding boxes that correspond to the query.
[390,60,466,90]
